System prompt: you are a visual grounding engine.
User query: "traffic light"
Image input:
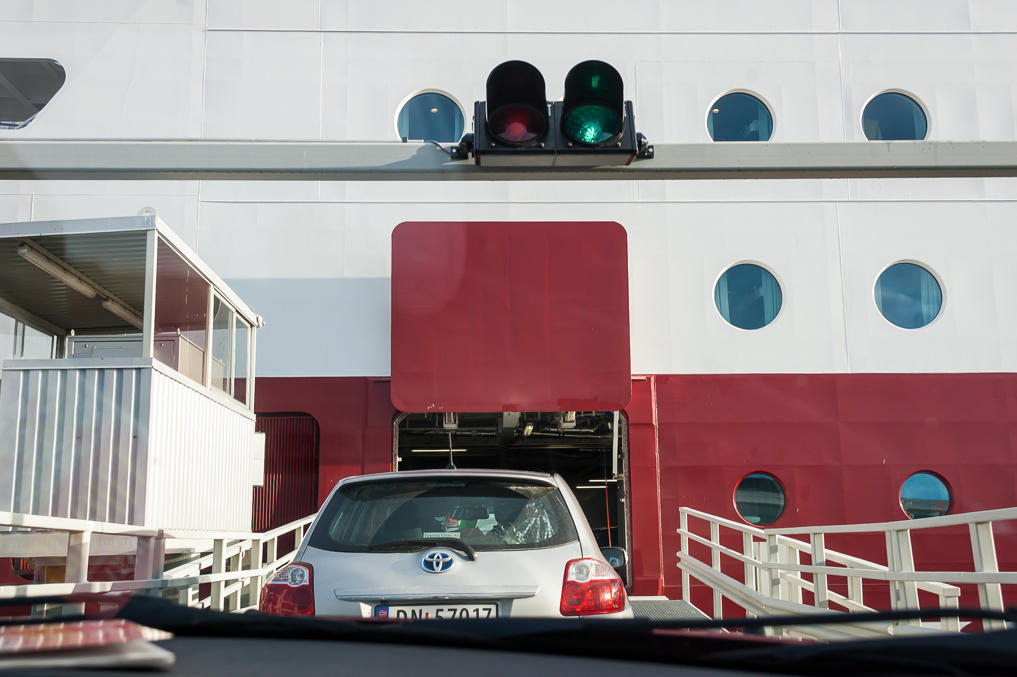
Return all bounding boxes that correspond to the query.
[555,60,636,166]
[469,59,647,167]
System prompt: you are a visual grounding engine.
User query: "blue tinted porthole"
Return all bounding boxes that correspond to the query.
[707,92,773,142]
[862,92,928,141]
[874,262,942,329]
[714,263,782,330]
[900,472,951,519]
[734,473,785,526]
[396,92,464,143]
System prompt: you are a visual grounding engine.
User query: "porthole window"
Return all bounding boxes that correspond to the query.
[874,262,942,329]
[862,92,927,141]
[707,92,772,142]
[0,58,66,129]
[734,473,785,525]
[900,472,951,519]
[396,92,464,143]
[715,263,782,330]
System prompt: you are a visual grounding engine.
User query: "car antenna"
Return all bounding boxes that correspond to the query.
[445,431,457,470]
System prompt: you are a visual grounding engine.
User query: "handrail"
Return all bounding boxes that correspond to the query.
[677,505,1015,636]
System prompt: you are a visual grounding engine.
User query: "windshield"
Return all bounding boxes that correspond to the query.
[4,8,1017,675]
[308,477,578,552]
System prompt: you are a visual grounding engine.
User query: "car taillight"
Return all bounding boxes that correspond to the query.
[559,557,626,616]
[259,563,315,616]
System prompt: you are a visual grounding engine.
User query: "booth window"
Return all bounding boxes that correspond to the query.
[0,311,55,360]
[210,295,251,405]
[154,239,209,384]
[234,315,251,405]
[0,58,65,129]
[211,296,234,396]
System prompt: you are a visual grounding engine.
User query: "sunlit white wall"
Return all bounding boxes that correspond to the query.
[2,1,1017,376]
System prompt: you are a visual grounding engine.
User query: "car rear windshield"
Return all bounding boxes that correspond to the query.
[308,476,579,552]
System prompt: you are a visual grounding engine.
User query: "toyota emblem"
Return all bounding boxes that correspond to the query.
[421,550,454,573]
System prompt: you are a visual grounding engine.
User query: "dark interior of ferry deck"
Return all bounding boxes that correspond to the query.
[396,411,626,552]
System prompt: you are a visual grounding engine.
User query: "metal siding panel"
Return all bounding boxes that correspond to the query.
[73,369,99,519]
[128,368,149,525]
[34,368,61,515]
[0,370,23,510]
[13,370,41,513]
[54,368,79,517]
[110,369,136,524]
[146,368,255,530]
[91,370,116,521]
[252,414,318,532]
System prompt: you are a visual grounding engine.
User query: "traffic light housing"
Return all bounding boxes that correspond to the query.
[471,59,644,167]
[473,60,554,166]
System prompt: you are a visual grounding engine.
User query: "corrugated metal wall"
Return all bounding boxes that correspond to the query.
[146,367,256,531]
[0,360,260,531]
[252,414,318,532]
[0,362,150,524]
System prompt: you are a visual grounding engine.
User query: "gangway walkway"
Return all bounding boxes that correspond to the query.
[677,506,1017,639]
[0,510,314,615]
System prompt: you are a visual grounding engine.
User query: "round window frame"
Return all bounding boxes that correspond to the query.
[872,259,945,330]
[898,470,952,520]
[859,89,930,142]
[393,89,467,143]
[705,89,776,143]
[712,260,785,331]
[732,471,787,526]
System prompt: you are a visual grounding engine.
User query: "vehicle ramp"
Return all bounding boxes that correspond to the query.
[629,596,708,621]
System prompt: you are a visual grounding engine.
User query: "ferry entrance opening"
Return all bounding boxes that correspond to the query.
[394,411,628,553]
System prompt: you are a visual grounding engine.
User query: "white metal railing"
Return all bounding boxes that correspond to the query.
[0,510,316,615]
[678,506,1017,639]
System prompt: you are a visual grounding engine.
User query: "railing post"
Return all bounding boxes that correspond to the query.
[940,590,961,632]
[265,536,278,568]
[63,530,91,615]
[969,521,1005,631]
[885,529,919,625]
[680,510,690,602]
[786,543,802,604]
[135,536,154,580]
[742,532,756,593]
[210,538,225,611]
[227,548,242,611]
[847,576,863,608]
[710,520,722,619]
[810,532,829,609]
[247,538,264,609]
[760,534,780,600]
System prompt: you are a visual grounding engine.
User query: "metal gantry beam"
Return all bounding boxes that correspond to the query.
[1,139,1016,181]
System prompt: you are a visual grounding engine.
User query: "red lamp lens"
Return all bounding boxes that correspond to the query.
[488,104,547,145]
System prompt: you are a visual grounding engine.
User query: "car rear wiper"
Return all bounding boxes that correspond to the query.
[367,538,478,560]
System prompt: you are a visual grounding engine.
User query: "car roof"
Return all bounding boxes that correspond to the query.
[337,468,559,486]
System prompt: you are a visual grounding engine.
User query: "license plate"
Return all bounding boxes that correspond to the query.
[373,604,498,619]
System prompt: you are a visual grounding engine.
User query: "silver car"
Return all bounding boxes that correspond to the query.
[259,469,633,619]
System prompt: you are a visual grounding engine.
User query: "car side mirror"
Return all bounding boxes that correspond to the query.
[600,546,628,584]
